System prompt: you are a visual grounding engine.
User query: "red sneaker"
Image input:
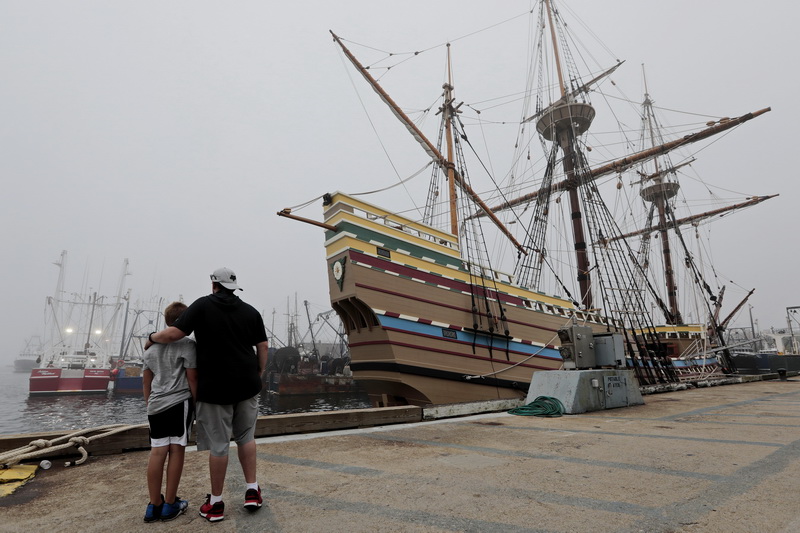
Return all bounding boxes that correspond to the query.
[244,487,262,510]
[199,494,225,522]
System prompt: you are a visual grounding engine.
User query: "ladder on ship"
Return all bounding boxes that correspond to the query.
[579,168,678,385]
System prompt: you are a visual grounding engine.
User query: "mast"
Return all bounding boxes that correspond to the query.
[538,0,596,307]
[443,44,459,236]
[640,70,681,324]
[117,289,131,359]
[49,250,68,347]
[84,291,98,353]
[304,300,319,357]
[330,31,527,255]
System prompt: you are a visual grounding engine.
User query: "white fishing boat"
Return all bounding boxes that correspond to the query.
[29,251,129,395]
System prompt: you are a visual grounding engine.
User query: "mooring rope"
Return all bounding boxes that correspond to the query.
[0,424,142,468]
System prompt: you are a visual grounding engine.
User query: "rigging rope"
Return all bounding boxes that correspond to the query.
[464,314,584,381]
[282,161,433,213]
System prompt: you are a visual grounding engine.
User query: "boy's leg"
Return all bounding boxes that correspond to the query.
[164,444,185,504]
[147,446,169,504]
[163,398,193,504]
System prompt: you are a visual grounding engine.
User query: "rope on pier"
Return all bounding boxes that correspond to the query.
[0,424,140,469]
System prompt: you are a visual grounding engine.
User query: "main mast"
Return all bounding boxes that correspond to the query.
[537,0,596,308]
[443,44,459,236]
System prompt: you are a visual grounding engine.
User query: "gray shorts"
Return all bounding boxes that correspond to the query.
[195,395,259,456]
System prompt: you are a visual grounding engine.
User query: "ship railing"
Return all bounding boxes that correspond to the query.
[325,193,459,252]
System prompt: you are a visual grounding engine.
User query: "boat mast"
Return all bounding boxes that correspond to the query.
[545,0,567,100]
[541,0,595,308]
[84,291,97,354]
[640,68,682,324]
[443,44,459,236]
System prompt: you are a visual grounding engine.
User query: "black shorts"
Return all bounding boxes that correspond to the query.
[148,398,194,446]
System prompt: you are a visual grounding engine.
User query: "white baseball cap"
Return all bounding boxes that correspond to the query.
[210,267,242,291]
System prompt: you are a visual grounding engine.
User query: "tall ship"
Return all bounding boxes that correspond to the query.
[280,1,770,406]
[29,251,129,395]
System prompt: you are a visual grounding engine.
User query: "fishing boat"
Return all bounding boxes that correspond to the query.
[279,1,769,406]
[29,251,129,395]
[110,297,168,395]
[264,300,358,396]
[13,336,42,373]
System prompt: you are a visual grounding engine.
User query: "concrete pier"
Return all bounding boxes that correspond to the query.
[1,377,799,532]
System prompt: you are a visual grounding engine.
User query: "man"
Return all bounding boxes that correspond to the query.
[146,267,268,523]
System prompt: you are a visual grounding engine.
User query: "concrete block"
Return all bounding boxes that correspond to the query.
[526,369,644,414]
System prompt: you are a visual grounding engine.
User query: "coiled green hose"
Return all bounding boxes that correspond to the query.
[508,396,565,417]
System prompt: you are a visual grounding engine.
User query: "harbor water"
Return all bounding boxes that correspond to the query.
[0,365,370,436]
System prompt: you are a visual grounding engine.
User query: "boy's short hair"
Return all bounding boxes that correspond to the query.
[164,301,187,327]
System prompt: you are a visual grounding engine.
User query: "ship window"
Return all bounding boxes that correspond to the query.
[442,328,458,339]
[377,247,391,259]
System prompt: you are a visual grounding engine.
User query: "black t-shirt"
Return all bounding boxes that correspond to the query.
[174,291,268,404]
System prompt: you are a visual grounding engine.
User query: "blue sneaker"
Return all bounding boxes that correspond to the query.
[144,495,164,523]
[160,497,188,521]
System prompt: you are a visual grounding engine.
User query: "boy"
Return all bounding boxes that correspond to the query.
[142,301,198,522]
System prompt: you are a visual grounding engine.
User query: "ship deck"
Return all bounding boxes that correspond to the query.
[2,375,799,532]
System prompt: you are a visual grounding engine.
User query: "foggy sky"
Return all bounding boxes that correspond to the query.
[2,1,797,362]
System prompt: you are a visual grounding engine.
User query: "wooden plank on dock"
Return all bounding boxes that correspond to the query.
[254,406,421,437]
[0,406,422,460]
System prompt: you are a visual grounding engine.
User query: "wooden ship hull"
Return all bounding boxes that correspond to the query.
[323,193,613,406]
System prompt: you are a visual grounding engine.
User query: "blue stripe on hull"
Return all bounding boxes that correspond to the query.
[377,314,563,362]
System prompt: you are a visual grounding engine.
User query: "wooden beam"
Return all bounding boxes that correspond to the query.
[0,407,422,461]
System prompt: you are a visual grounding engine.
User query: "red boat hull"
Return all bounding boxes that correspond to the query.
[29,368,111,395]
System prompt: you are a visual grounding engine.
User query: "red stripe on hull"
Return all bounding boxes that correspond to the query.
[351,250,524,306]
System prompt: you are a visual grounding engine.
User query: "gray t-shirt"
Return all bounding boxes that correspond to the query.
[143,337,197,415]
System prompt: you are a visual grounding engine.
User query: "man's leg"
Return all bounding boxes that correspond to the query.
[209,453,229,496]
[237,439,257,484]
[196,401,234,499]
[232,396,259,485]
